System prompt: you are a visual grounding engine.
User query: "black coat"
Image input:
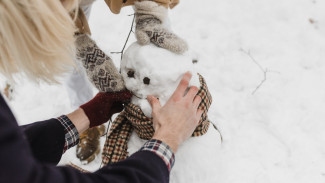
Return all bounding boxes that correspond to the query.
[0,94,169,183]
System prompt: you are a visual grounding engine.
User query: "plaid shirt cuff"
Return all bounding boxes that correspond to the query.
[57,115,79,153]
[140,139,175,172]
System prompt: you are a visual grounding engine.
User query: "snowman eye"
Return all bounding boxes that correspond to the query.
[127,70,135,78]
[143,77,150,85]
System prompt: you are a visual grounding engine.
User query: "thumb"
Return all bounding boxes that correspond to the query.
[147,95,161,114]
[110,102,124,114]
[160,35,189,54]
[136,30,151,45]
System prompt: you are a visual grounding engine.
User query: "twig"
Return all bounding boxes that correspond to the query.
[211,122,223,143]
[111,14,136,61]
[240,49,269,95]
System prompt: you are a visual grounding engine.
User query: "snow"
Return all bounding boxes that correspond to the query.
[121,42,199,117]
[121,41,220,183]
[1,0,325,182]
[127,125,222,183]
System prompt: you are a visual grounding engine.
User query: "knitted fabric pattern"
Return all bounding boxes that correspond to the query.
[75,34,125,92]
[134,1,188,54]
[102,74,212,165]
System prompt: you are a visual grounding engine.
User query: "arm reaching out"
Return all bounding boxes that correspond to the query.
[148,72,203,152]
[75,34,125,92]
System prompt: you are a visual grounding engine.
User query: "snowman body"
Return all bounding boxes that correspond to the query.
[120,42,221,183]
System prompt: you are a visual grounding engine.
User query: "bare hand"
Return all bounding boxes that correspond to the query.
[147,72,203,152]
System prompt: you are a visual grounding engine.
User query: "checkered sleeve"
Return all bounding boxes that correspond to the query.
[140,139,175,172]
[57,115,79,153]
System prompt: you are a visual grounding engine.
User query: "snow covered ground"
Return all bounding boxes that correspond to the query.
[1,0,325,182]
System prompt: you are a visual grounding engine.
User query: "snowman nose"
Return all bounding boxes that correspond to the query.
[143,77,150,85]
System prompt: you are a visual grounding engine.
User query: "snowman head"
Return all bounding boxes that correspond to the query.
[121,42,199,117]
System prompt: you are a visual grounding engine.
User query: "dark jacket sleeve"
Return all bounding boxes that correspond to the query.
[21,119,65,164]
[0,94,169,183]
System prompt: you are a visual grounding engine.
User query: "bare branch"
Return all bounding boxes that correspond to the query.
[110,14,136,60]
[240,49,269,95]
[252,68,267,95]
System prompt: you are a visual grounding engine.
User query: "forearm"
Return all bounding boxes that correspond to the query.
[21,119,66,164]
[1,108,170,183]
[66,108,90,134]
[20,123,172,183]
[21,109,87,164]
[60,113,176,171]
[22,110,176,171]
[2,143,169,183]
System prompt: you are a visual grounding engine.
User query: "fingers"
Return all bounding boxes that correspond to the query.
[185,86,199,101]
[111,90,133,101]
[192,95,203,123]
[147,95,161,114]
[152,121,160,131]
[159,35,189,54]
[193,95,202,109]
[147,95,161,131]
[171,72,192,101]
[139,27,188,54]
[109,102,124,114]
[196,109,204,122]
[136,31,150,45]
[120,90,133,100]
[103,90,132,103]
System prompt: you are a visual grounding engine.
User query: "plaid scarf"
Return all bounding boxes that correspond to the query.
[102,74,212,165]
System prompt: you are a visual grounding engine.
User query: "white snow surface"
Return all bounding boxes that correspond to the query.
[127,125,222,183]
[1,0,325,182]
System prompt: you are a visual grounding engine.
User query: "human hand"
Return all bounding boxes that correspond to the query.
[80,90,132,128]
[148,72,203,152]
[75,34,126,92]
[134,0,188,54]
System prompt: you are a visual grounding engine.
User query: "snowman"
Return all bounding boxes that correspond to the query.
[99,1,221,182]
[120,43,200,117]
[101,42,222,183]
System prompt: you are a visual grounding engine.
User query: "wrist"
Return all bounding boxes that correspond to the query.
[152,132,179,153]
[140,139,175,171]
[66,108,90,134]
[57,115,80,153]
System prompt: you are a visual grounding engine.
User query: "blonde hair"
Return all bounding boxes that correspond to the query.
[0,0,79,83]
